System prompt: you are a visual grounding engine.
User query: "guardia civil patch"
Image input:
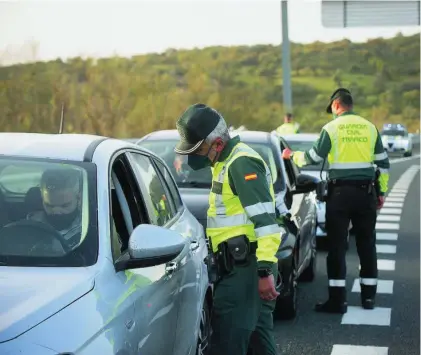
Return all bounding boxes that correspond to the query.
[244,173,257,181]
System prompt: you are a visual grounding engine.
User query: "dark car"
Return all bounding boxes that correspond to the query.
[135,130,318,320]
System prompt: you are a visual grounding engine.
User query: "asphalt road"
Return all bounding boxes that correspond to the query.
[273,152,420,355]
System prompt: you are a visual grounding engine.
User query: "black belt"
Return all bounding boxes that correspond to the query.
[329,179,374,187]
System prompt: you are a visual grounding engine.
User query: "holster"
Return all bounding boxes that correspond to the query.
[204,238,222,284]
[374,169,381,197]
[316,180,329,202]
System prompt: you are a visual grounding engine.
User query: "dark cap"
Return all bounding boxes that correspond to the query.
[174,103,223,154]
[326,88,353,113]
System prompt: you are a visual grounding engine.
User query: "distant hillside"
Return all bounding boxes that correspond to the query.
[1,33,419,136]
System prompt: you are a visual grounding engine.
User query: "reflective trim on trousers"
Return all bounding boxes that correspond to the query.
[329,279,346,287]
[244,201,275,217]
[360,278,377,286]
[329,162,373,169]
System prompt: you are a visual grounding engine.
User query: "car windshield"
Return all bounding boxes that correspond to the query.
[286,140,328,171]
[381,129,406,137]
[139,139,280,189]
[0,158,98,267]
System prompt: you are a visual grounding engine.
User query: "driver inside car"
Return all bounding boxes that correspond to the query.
[27,168,82,248]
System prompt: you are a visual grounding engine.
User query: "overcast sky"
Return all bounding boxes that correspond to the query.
[1,0,419,65]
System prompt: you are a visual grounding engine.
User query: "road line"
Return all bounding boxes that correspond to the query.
[376,232,398,241]
[389,154,420,164]
[390,188,408,193]
[377,259,396,271]
[387,193,406,197]
[376,244,397,254]
[385,197,405,202]
[383,202,403,208]
[352,279,394,294]
[330,345,388,355]
[378,208,402,215]
[341,306,392,326]
[377,215,400,222]
[375,222,399,230]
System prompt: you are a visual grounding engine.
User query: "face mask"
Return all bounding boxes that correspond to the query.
[45,208,78,230]
[187,154,212,171]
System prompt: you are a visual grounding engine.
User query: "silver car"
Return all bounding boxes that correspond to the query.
[0,133,211,355]
[381,123,413,157]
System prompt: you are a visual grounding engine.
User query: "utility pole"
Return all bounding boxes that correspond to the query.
[58,103,65,134]
[281,0,292,113]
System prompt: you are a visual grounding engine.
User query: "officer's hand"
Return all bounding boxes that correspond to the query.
[174,156,183,174]
[258,275,280,301]
[377,196,385,210]
[282,148,293,160]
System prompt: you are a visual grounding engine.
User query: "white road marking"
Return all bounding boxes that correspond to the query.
[377,259,396,271]
[375,222,399,230]
[331,345,389,355]
[390,189,408,193]
[389,154,420,164]
[377,215,400,222]
[385,197,405,202]
[376,244,397,254]
[378,208,402,215]
[341,306,392,326]
[376,232,398,241]
[383,202,403,208]
[352,279,394,294]
[387,193,406,197]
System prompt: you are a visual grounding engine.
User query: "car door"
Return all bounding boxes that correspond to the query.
[150,156,207,355]
[128,151,200,355]
[279,139,313,267]
[109,151,181,355]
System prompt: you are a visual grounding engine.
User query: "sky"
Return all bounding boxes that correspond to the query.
[0,0,420,65]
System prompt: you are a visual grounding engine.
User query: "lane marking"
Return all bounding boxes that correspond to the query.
[376,232,398,241]
[390,188,408,193]
[389,154,420,164]
[375,222,399,230]
[378,208,402,215]
[377,259,395,271]
[331,345,388,355]
[352,279,394,294]
[383,202,403,208]
[376,244,397,254]
[385,197,405,202]
[377,215,400,222]
[341,306,391,326]
[387,193,406,197]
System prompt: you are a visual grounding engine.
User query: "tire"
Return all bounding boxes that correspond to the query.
[273,260,297,320]
[196,301,211,355]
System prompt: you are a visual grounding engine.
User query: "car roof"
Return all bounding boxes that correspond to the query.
[0,133,143,162]
[281,133,319,142]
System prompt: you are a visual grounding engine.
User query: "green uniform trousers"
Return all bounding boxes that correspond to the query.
[210,255,278,355]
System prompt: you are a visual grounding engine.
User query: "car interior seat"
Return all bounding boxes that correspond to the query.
[24,187,43,216]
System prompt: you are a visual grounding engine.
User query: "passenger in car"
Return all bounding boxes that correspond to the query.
[27,168,82,248]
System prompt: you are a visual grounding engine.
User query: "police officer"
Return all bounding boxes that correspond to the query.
[283,88,390,313]
[275,113,300,135]
[174,103,286,355]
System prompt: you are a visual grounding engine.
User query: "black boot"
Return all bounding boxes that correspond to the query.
[315,287,348,314]
[361,284,377,310]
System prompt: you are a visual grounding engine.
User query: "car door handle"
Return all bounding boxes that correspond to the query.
[165,261,178,274]
[190,240,200,251]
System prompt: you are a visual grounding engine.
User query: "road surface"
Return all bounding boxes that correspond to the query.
[274,152,420,355]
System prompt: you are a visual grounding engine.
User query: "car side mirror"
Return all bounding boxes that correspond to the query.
[115,224,187,272]
[292,173,320,195]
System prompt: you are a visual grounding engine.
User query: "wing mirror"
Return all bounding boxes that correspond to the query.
[292,173,320,195]
[115,224,187,271]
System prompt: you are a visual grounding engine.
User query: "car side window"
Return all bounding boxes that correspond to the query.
[153,158,183,212]
[109,153,149,261]
[129,153,177,227]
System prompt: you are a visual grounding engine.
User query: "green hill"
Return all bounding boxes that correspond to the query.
[1,32,419,136]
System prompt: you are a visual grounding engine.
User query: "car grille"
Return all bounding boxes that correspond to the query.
[388,143,393,148]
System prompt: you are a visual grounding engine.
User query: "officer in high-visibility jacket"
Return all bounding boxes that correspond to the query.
[174,103,286,355]
[275,113,300,135]
[283,88,390,314]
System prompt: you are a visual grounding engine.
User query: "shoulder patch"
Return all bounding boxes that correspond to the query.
[244,173,258,181]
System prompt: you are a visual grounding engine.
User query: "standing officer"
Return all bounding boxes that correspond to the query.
[174,103,286,355]
[283,88,389,313]
[275,113,300,135]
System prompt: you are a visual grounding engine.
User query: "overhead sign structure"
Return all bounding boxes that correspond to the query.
[321,0,421,28]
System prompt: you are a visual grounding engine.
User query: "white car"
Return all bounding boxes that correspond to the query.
[282,133,351,247]
[381,123,413,157]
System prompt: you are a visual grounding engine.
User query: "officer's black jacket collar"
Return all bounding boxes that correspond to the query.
[218,136,240,162]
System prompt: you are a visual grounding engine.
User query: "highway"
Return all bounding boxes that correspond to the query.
[273,150,420,355]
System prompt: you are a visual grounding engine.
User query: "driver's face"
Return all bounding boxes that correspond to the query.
[42,188,79,216]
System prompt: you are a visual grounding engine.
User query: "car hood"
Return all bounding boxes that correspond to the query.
[179,187,210,228]
[0,267,95,343]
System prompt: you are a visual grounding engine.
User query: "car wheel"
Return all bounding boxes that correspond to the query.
[196,301,211,355]
[404,151,412,157]
[273,260,297,320]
